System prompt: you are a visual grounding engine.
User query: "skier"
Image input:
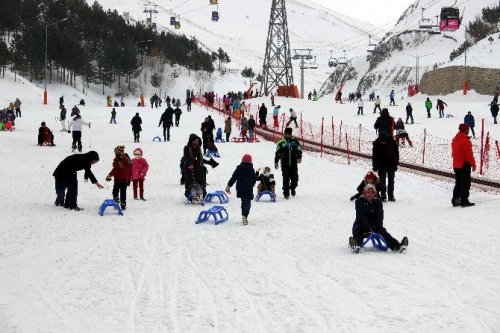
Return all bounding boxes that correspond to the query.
[373,95,381,113]
[425,98,433,118]
[130,113,142,143]
[357,98,364,115]
[437,99,448,118]
[224,116,232,142]
[451,124,476,207]
[275,127,302,199]
[131,148,149,201]
[158,106,174,142]
[59,105,67,132]
[349,184,408,253]
[226,154,257,225]
[389,90,395,106]
[110,108,117,124]
[286,108,298,128]
[68,114,90,152]
[53,151,104,211]
[105,145,132,210]
[174,106,182,127]
[405,102,414,124]
[350,171,381,201]
[464,111,476,138]
[491,100,499,124]
[372,132,399,202]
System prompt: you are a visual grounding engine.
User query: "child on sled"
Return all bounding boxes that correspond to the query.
[256,166,276,194]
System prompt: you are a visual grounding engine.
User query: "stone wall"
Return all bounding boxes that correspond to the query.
[420,66,500,95]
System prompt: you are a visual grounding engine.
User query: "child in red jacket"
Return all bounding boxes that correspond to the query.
[106,145,132,209]
[131,148,149,200]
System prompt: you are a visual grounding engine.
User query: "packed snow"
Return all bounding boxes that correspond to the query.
[0,71,499,332]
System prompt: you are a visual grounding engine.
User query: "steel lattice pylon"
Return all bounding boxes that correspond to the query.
[262,0,294,96]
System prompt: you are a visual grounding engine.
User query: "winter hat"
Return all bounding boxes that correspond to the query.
[458,123,469,133]
[363,184,377,194]
[85,151,100,162]
[284,127,293,134]
[133,148,143,156]
[365,171,376,181]
[242,154,253,163]
[114,145,125,155]
[41,121,46,126]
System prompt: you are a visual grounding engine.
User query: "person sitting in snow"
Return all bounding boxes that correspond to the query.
[349,184,408,253]
[38,121,55,146]
[350,171,381,201]
[256,166,276,194]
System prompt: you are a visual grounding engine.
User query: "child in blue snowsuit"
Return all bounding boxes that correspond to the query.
[226,154,256,225]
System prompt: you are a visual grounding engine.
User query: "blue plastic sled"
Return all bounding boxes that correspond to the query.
[153,136,162,142]
[255,190,276,202]
[195,205,229,225]
[205,150,220,158]
[98,199,124,216]
[361,233,389,251]
[204,190,229,204]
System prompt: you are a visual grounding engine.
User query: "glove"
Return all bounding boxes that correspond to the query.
[67,130,71,134]
[297,159,302,164]
[106,175,112,182]
[350,195,356,201]
[88,123,91,128]
[225,186,231,194]
[275,163,279,170]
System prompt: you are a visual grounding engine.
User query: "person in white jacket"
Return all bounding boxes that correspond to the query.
[357,98,364,115]
[68,115,90,152]
[285,108,298,128]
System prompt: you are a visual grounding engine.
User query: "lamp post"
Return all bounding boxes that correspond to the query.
[44,17,68,105]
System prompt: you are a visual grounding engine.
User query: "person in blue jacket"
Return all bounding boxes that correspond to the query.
[226,154,257,225]
[389,90,395,106]
[464,111,476,138]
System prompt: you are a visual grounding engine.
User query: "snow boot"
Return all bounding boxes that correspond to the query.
[399,236,409,253]
[242,216,248,225]
[349,237,361,254]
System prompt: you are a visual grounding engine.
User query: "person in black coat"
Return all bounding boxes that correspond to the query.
[201,117,215,153]
[226,154,257,225]
[350,184,408,252]
[491,100,499,124]
[158,107,174,141]
[174,107,182,127]
[258,103,268,127]
[372,132,399,201]
[130,113,142,143]
[182,134,219,199]
[275,127,303,198]
[405,102,414,124]
[374,108,395,136]
[53,151,104,210]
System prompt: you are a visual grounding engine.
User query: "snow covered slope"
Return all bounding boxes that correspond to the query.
[1,71,499,332]
[91,0,376,92]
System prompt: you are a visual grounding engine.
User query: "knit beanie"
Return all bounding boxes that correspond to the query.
[133,148,143,156]
[364,184,377,194]
[114,145,125,155]
[284,127,293,134]
[458,123,469,133]
[242,154,252,163]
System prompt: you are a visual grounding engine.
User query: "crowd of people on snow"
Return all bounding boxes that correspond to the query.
[5,82,497,255]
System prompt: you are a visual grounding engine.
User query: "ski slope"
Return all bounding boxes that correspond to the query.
[0,75,500,332]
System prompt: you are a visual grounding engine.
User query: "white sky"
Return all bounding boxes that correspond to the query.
[311,0,416,27]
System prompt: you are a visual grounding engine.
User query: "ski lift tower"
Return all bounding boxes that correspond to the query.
[144,5,158,30]
[262,0,294,96]
[292,49,313,99]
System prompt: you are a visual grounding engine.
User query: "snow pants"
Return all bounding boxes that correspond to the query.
[55,175,78,209]
[112,180,128,206]
[72,131,82,151]
[452,163,472,205]
[133,179,144,199]
[286,117,298,128]
[281,165,298,197]
[162,126,171,141]
[374,105,381,113]
[273,115,279,128]
[241,197,251,218]
[378,168,395,199]
[405,111,414,124]
[133,130,140,142]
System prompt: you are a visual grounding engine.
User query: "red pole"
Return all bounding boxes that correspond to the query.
[358,124,362,152]
[339,120,343,145]
[332,116,335,146]
[422,128,427,164]
[496,140,500,159]
[346,133,351,164]
[480,118,485,175]
[300,113,305,151]
[320,117,325,158]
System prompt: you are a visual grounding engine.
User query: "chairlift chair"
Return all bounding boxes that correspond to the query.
[419,8,435,29]
[175,21,181,29]
[367,35,378,53]
[212,11,219,22]
[309,56,318,69]
[170,16,176,26]
[439,1,461,31]
[328,58,338,67]
[210,0,218,4]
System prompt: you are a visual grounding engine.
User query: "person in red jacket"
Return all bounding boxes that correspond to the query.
[451,124,476,207]
[106,145,132,210]
[131,148,149,201]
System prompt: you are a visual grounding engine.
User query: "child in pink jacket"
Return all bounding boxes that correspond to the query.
[131,148,149,200]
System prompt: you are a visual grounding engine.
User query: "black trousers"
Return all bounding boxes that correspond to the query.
[378,168,395,199]
[406,111,414,123]
[112,180,128,206]
[175,116,180,126]
[15,108,21,117]
[162,126,171,141]
[286,117,298,128]
[353,227,400,251]
[241,197,251,217]
[72,131,82,151]
[226,133,230,141]
[55,175,78,209]
[281,165,298,196]
[374,105,381,113]
[133,130,140,142]
[426,108,431,118]
[453,163,472,204]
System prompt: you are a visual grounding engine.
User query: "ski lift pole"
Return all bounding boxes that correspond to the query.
[480,118,485,175]
[422,128,427,164]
